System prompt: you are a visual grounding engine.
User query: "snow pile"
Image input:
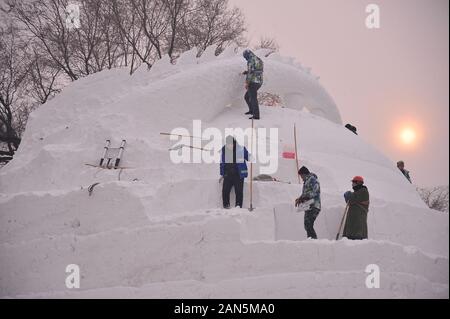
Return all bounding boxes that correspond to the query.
[0,46,448,298]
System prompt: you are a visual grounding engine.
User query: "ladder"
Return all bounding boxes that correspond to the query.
[99,139,126,169]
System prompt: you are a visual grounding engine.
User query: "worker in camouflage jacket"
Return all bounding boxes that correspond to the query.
[343,176,370,240]
[242,49,263,120]
[295,166,321,239]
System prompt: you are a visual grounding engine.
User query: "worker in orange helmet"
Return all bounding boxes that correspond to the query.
[343,176,370,240]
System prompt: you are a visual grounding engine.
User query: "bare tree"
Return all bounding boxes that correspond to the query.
[255,36,279,53]
[71,0,108,75]
[8,0,81,81]
[28,51,62,105]
[177,0,246,56]
[0,23,29,163]
[7,0,128,79]
[161,0,189,59]
[111,0,246,72]
[74,0,132,73]
[98,1,126,70]
[418,186,449,213]
[111,0,158,73]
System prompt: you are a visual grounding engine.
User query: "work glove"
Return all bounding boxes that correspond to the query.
[344,191,352,203]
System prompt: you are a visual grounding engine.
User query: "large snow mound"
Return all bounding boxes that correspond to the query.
[0,46,448,298]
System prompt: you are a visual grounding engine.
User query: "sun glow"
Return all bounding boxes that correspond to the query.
[400,128,417,145]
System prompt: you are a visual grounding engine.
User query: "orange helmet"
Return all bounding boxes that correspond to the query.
[351,176,364,183]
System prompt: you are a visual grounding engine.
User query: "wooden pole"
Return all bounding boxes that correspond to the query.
[294,124,301,183]
[249,118,255,211]
[336,204,350,240]
[160,132,208,140]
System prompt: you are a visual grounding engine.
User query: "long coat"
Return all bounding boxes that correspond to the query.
[343,185,370,239]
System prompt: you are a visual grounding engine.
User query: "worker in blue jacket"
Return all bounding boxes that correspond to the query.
[220,136,250,209]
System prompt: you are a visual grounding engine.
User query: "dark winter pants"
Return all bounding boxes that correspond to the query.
[222,175,244,208]
[244,82,262,118]
[304,208,320,239]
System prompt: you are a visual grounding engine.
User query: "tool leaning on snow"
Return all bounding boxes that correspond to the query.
[249,118,255,211]
[168,144,212,152]
[160,132,212,152]
[336,204,350,240]
[85,139,130,169]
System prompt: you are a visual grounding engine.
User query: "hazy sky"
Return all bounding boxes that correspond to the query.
[229,0,449,187]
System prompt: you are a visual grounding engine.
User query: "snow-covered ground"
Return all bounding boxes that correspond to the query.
[0,47,448,298]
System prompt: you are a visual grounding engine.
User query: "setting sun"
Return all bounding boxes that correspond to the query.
[400,128,417,145]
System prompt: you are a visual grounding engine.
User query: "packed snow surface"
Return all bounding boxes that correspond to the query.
[0,47,448,298]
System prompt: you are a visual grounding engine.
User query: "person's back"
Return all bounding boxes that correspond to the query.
[220,136,249,209]
[246,53,264,85]
[401,168,411,183]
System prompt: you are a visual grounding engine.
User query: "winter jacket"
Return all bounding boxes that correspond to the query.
[343,185,370,239]
[399,168,412,183]
[220,143,249,179]
[245,52,264,84]
[300,173,321,210]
